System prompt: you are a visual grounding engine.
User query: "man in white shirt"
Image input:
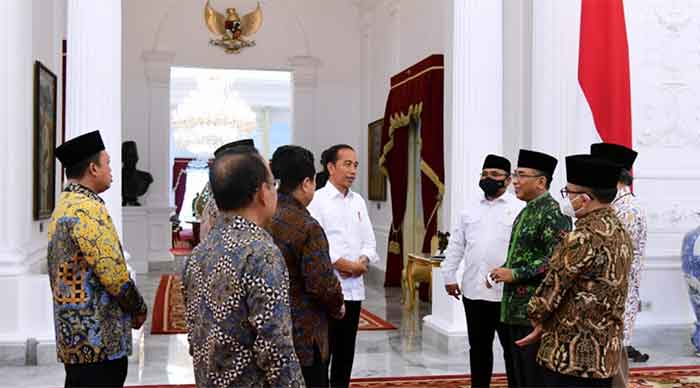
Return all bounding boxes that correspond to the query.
[308,144,379,388]
[442,154,523,388]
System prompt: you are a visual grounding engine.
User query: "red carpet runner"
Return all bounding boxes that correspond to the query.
[124,365,700,387]
[152,274,396,334]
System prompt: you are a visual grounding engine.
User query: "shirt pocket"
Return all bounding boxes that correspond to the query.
[498,211,517,242]
[462,213,482,248]
[321,208,345,231]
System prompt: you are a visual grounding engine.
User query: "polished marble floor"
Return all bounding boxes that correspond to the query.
[3,264,700,387]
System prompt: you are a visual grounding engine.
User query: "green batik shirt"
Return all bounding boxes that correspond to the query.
[500,192,572,326]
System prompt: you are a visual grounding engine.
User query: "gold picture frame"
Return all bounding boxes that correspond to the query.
[34,61,58,220]
[367,118,387,201]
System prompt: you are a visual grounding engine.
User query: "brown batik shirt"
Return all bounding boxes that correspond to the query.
[528,207,633,379]
[267,193,344,366]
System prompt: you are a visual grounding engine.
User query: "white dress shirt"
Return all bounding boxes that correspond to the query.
[441,192,523,302]
[308,182,379,301]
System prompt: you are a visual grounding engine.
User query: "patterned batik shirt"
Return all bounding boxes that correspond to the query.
[199,182,219,239]
[528,207,633,379]
[267,193,344,367]
[47,183,147,364]
[182,215,304,388]
[501,192,572,326]
[611,186,648,346]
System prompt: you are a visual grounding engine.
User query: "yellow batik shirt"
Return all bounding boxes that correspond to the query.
[47,183,147,364]
[528,207,633,379]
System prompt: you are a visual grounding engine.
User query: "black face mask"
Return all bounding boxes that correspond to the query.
[479,178,506,197]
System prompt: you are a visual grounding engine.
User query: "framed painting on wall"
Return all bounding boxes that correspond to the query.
[367,118,387,201]
[34,60,58,220]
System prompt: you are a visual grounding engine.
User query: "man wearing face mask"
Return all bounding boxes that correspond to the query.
[519,154,633,388]
[490,149,572,388]
[441,154,523,388]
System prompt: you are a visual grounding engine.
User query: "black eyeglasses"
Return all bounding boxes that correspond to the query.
[560,187,589,199]
[512,171,543,179]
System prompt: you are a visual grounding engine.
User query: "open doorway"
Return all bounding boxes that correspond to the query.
[169,67,292,246]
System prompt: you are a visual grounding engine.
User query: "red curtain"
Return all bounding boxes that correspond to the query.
[172,158,191,216]
[379,54,445,287]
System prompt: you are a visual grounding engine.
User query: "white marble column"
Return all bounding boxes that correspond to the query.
[139,50,176,266]
[289,56,320,156]
[531,0,584,200]
[0,0,32,277]
[423,0,504,354]
[66,0,123,236]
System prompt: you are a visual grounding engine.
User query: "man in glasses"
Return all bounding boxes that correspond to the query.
[490,149,572,388]
[441,154,523,388]
[181,148,304,387]
[520,154,633,388]
[198,139,258,239]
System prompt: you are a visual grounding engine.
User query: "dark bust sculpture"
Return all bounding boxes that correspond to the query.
[122,141,153,206]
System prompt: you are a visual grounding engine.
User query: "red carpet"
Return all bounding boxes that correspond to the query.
[152,274,396,334]
[123,365,700,387]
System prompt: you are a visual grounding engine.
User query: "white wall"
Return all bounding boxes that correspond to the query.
[531,0,700,326]
[122,0,363,197]
[359,0,450,275]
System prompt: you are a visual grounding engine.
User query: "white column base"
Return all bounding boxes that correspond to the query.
[0,274,54,365]
[123,205,174,271]
[123,207,149,274]
[421,266,468,354]
[146,206,175,265]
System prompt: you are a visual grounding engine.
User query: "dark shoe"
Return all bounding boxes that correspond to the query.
[627,345,649,362]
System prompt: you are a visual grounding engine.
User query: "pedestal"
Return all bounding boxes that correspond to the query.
[0,274,54,365]
[123,207,149,274]
[146,206,175,265]
[422,266,468,354]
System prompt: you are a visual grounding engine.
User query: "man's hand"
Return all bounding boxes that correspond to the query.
[333,304,346,320]
[359,255,370,268]
[490,267,514,284]
[515,324,542,347]
[132,312,147,330]
[445,283,461,300]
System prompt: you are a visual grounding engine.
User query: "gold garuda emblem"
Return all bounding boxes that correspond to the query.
[204,0,262,54]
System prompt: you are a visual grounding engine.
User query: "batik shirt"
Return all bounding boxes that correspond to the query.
[501,192,571,326]
[198,182,219,239]
[528,207,633,379]
[182,215,304,388]
[47,183,147,364]
[267,193,344,367]
[612,186,647,346]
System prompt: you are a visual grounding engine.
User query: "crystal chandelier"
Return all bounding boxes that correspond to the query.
[172,75,257,158]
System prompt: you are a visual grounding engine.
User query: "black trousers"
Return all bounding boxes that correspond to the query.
[64,356,128,388]
[302,345,330,388]
[329,300,362,388]
[504,324,544,388]
[462,297,512,388]
[543,367,613,387]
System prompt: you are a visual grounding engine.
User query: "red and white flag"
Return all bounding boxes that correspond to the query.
[577,0,632,149]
